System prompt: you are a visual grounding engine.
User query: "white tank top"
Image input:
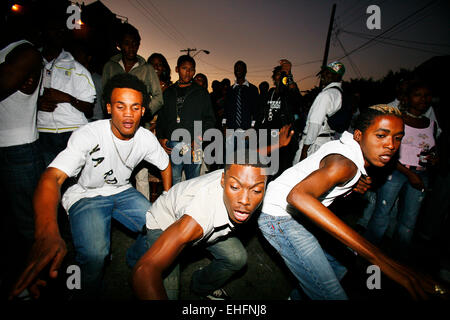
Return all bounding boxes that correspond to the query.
[0,40,41,147]
[262,131,367,217]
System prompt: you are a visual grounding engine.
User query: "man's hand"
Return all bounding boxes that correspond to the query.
[374,252,448,300]
[159,138,172,155]
[353,175,372,194]
[279,124,295,148]
[407,171,425,191]
[41,88,72,104]
[9,234,67,300]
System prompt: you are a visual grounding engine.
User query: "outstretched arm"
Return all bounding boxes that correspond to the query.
[286,154,442,300]
[132,215,203,299]
[9,167,68,299]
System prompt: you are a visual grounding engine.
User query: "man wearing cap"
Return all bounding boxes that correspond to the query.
[293,61,345,164]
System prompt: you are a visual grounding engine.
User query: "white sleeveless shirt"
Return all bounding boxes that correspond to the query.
[0,40,40,147]
[262,131,367,217]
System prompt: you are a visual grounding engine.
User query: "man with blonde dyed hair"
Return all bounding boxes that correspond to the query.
[258,105,446,300]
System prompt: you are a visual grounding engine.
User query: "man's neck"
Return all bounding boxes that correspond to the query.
[43,46,62,62]
[122,57,138,72]
[177,80,192,88]
[236,78,246,85]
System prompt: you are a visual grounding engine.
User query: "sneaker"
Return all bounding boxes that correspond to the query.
[205,288,230,300]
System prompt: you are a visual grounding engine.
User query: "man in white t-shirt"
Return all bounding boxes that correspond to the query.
[132,156,268,300]
[259,105,443,300]
[293,61,346,164]
[10,73,172,300]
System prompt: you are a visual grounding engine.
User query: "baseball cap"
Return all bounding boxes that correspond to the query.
[317,61,346,76]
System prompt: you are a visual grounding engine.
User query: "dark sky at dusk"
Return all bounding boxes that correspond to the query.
[80,0,450,92]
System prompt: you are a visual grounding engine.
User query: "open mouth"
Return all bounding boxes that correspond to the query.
[234,210,250,222]
[379,154,392,163]
[123,121,134,129]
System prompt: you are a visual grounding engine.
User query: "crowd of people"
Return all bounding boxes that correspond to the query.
[1,20,449,302]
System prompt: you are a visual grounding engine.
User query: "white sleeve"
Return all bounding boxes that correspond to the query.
[48,127,93,177]
[303,122,322,145]
[74,64,96,103]
[143,130,170,170]
[308,92,332,125]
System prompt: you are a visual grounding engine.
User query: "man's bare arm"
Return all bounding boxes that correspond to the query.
[132,215,203,299]
[9,167,68,299]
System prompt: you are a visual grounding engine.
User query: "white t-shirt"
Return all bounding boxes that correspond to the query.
[263,131,367,217]
[49,119,169,211]
[0,40,40,147]
[146,170,236,245]
[37,50,96,133]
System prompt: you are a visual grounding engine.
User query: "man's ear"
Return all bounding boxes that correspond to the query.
[175,66,179,74]
[353,129,362,142]
[221,173,225,188]
[106,103,112,114]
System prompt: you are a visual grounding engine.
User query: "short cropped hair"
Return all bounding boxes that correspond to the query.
[224,148,269,174]
[117,23,141,43]
[177,55,196,68]
[354,104,402,133]
[103,73,149,108]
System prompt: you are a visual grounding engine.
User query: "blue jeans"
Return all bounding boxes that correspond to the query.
[167,141,201,185]
[144,229,247,299]
[0,141,45,244]
[68,187,150,299]
[258,212,348,300]
[364,168,429,255]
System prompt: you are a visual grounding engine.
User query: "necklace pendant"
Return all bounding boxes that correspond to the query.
[176,116,180,123]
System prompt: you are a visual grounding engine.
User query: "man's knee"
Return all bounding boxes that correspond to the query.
[223,249,247,271]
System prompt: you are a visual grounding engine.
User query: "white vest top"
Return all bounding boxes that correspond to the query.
[0,40,40,147]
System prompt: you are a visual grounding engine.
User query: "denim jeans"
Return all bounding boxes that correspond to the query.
[364,168,429,255]
[144,229,247,299]
[167,141,201,185]
[0,141,45,244]
[68,187,150,299]
[258,212,348,300]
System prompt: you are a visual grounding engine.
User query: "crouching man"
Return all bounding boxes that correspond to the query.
[132,152,268,300]
[10,73,172,300]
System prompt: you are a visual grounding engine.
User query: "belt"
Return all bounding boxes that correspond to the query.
[318,133,335,137]
[404,164,426,171]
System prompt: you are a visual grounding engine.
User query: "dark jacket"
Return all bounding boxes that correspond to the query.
[223,82,261,130]
[156,82,216,142]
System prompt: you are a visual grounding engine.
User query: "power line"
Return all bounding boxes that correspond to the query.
[336,0,438,61]
[341,30,450,48]
[142,0,193,47]
[128,0,184,47]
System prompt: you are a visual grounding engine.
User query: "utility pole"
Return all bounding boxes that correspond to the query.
[180,48,197,56]
[319,3,337,89]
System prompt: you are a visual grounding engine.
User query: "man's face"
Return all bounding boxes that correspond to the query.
[176,61,195,84]
[320,69,336,85]
[234,63,247,80]
[107,88,145,140]
[221,165,267,224]
[355,115,404,168]
[119,34,140,62]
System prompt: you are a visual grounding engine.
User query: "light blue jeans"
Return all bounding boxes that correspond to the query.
[258,212,348,300]
[68,187,150,299]
[144,229,247,299]
[364,168,429,256]
[167,141,202,185]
